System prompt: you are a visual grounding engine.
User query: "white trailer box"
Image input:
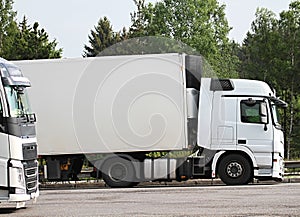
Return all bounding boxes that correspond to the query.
[15,54,189,155]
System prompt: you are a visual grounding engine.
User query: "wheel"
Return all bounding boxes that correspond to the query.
[101,157,136,188]
[218,154,252,185]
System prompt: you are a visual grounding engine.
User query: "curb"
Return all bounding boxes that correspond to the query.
[39,177,300,190]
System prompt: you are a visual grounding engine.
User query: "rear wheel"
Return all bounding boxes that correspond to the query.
[218,154,252,185]
[102,157,136,188]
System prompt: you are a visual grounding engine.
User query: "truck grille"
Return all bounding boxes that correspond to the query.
[23,160,38,193]
[27,179,38,191]
[25,167,37,177]
[23,143,37,161]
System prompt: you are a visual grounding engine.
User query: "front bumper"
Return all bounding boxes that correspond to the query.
[9,189,39,202]
[272,153,284,180]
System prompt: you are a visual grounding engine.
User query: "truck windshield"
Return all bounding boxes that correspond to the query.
[4,86,32,117]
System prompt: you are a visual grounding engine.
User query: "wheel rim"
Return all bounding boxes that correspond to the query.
[226,162,243,178]
[108,162,128,182]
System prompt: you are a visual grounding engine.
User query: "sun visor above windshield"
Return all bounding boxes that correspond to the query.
[0,59,31,87]
[2,76,31,87]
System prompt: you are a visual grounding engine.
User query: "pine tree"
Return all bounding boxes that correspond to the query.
[83,17,122,57]
[3,16,62,60]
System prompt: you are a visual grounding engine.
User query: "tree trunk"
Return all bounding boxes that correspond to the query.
[287,86,294,160]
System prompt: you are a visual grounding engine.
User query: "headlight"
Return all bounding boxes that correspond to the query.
[17,168,25,186]
[10,166,26,188]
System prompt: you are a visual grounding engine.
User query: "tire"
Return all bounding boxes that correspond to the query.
[101,157,136,188]
[218,154,252,185]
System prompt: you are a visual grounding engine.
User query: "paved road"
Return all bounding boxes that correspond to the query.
[1,183,300,217]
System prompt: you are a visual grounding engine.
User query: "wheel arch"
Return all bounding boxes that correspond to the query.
[211,148,257,179]
[97,154,141,180]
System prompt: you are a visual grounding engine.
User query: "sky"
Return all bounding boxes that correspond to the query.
[13,0,292,58]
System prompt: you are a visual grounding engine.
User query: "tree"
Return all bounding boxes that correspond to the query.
[0,0,61,60]
[278,1,300,159]
[240,8,279,83]
[129,0,150,37]
[0,0,18,56]
[129,0,239,78]
[83,17,124,57]
[240,1,300,159]
[2,16,62,60]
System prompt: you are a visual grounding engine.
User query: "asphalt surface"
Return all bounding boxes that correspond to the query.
[1,182,300,217]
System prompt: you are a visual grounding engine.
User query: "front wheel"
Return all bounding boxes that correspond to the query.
[101,157,136,188]
[218,154,252,185]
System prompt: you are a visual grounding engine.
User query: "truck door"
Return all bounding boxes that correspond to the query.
[236,97,273,168]
[210,94,237,149]
[0,92,10,189]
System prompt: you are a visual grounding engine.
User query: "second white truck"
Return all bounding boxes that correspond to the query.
[14,53,287,187]
[0,58,38,207]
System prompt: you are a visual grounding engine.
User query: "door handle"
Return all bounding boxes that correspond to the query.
[238,139,247,144]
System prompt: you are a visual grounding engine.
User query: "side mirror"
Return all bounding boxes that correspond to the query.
[26,113,37,123]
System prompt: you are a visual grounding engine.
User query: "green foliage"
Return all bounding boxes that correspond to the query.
[0,0,62,60]
[98,36,198,56]
[83,0,240,78]
[3,17,62,60]
[129,0,239,78]
[240,1,300,159]
[83,17,127,57]
[0,0,17,55]
[146,150,193,159]
[239,8,283,90]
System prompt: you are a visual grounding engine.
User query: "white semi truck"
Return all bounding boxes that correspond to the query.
[0,58,39,207]
[14,53,287,187]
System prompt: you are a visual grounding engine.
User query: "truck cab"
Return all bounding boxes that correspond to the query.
[198,78,286,184]
[0,58,38,207]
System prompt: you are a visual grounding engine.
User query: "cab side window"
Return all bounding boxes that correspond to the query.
[241,100,267,124]
[0,97,6,132]
[0,97,3,117]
